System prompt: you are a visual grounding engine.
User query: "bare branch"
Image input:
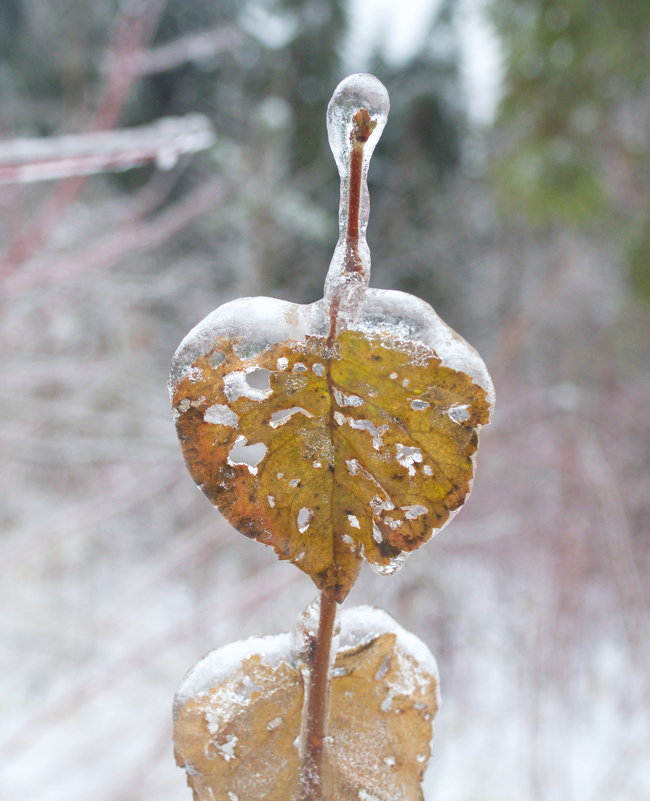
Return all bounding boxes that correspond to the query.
[0,115,215,185]
[0,0,167,269]
[2,177,225,292]
[129,25,246,76]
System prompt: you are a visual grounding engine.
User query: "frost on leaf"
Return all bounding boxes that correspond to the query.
[171,329,491,600]
[173,606,438,801]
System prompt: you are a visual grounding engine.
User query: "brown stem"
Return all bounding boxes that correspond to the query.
[299,588,338,801]
[346,139,363,251]
[326,108,376,349]
[345,108,375,275]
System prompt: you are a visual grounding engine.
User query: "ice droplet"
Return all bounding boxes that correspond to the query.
[369,550,410,577]
[326,73,389,179]
[291,596,341,671]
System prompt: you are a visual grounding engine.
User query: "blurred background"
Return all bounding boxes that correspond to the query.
[1,0,649,799]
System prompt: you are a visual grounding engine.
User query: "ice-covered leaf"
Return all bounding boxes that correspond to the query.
[170,74,494,600]
[173,606,439,801]
[172,328,490,600]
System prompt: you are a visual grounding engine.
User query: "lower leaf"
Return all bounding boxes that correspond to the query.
[173,606,439,801]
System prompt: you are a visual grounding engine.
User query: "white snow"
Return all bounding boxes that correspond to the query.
[204,403,238,427]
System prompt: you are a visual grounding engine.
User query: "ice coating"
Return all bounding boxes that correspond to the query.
[324,74,389,331]
[326,74,390,179]
[169,72,493,405]
[169,291,494,408]
[169,296,326,389]
[354,287,496,406]
[175,603,438,714]
[174,602,440,800]
[169,74,494,599]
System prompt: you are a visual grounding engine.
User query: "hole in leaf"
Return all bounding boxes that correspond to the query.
[402,504,428,520]
[375,655,391,681]
[269,406,313,428]
[297,507,313,533]
[411,399,430,411]
[345,458,361,476]
[448,404,470,423]
[348,418,389,450]
[334,389,364,407]
[370,496,395,516]
[246,368,271,391]
[228,437,267,474]
[224,370,272,402]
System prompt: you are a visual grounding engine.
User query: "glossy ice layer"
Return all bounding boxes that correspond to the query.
[169,290,495,408]
[170,73,494,592]
[326,73,389,180]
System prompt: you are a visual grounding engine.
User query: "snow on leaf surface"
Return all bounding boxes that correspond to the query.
[169,74,493,600]
[173,605,438,801]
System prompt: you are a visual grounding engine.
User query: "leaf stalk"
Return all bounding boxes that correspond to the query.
[299,588,338,801]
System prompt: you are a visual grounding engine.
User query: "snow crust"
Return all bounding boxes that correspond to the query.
[338,606,439,696]
[174,631,293,716]
[175,604,439,718]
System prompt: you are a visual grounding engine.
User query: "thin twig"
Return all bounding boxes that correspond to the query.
[2,178,225,292]
[0,115,214,185]
[130,24,245,76]
[0,0,166,270]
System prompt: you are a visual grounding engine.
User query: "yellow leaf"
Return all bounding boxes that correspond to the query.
[173,607,439,801]
[170,75,494,599]
[172,327,491,600]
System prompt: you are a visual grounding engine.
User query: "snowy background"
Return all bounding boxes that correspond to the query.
[1,1,649,800]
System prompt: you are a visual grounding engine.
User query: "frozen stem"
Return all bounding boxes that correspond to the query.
[299,588,338,801]
[345,108,374,273]
[326,107,375,348]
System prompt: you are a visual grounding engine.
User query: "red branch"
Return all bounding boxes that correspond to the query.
[2,178,225,293]
[0,115,214,186]
[0,0,167,271]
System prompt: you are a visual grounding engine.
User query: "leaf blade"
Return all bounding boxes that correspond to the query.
[173,326,490,599]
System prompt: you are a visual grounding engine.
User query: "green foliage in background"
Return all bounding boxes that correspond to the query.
[490,0,650,297]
